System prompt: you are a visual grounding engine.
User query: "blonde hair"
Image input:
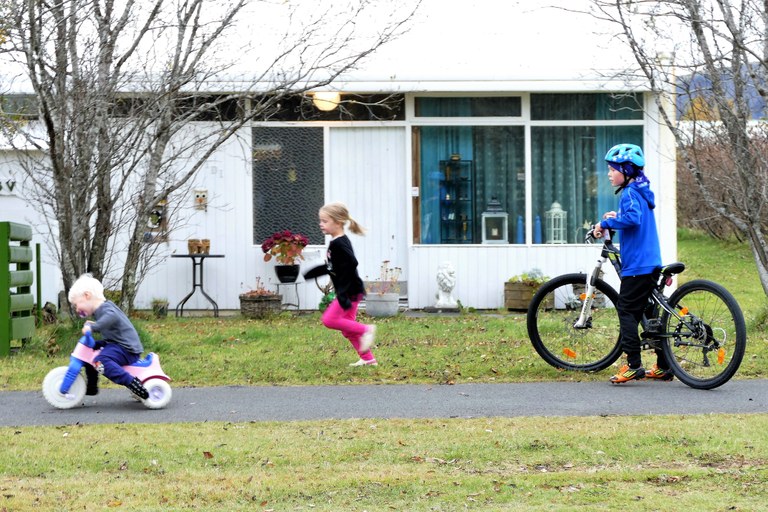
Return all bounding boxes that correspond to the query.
[320,202,366,235]
[68,273,106,303]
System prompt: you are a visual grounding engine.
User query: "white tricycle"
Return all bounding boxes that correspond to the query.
[42,331,172,409]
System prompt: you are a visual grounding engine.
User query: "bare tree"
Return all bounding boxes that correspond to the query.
[591,0,768,297]
[0,0,419,310]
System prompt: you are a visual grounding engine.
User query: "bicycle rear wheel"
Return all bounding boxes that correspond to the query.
[660,280,746,389]
[527,273,622,372]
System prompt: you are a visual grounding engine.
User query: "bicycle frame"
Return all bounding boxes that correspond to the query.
[573,229,697,350]
[573,230,621,328]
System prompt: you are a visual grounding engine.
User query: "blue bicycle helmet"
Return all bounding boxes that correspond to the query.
[605,143,646,186]
[605,143,645,168]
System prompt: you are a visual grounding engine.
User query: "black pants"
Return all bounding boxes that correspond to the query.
[617,270,662,369]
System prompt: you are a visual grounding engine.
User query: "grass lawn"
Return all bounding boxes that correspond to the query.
[0,229,766,511]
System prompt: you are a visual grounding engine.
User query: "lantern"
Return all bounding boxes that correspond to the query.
[545,202,567,244]
[481,197,508,244]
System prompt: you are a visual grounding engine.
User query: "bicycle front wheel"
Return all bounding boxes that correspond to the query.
[661,280,747,390]
[527,273,622,372]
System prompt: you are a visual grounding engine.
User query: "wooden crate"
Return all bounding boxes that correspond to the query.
[504,282,537,311]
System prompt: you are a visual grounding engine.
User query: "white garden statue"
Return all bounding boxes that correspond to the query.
[434,261,458,309]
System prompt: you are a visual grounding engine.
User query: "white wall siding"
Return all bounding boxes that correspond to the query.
[325,126,409,283]
[139,124,411,312]
[0,150,62,306]
[408,244,623,310]
[135,130,260,312]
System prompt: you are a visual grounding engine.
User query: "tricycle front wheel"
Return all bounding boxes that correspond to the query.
[42,366,86,409]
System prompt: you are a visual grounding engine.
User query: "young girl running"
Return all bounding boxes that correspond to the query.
[303,202,377,366]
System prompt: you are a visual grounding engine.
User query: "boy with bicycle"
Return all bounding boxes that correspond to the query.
[592,143,672,383]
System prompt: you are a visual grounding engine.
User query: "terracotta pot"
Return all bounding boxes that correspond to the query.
[187,239,201,254]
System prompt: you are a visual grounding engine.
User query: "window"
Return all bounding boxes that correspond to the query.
[415,96,522,117]
[270,94,405,121]
[531,93,643,120]
[0,95,38,119]
[413,93,644,245]
[530,125,643,244]
[415,126,525,244]
[252,127,325,246]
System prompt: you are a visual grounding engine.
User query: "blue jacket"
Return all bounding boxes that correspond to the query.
[601,181,662,277]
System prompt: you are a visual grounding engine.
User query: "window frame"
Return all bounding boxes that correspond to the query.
[409,92,646,245]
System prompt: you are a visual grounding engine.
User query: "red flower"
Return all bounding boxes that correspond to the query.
[262,230,309,265]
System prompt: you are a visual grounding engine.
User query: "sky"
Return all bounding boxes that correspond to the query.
[1,0,635,92]
[347,0,629,81]
[219,0,634,86]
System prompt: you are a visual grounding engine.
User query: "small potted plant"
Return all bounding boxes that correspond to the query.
[504,268,549,311]
[261,230,309,283]
[151,298,169,318]
[365,260,402,317]
[314,278,336,313]
[239,278,283,318]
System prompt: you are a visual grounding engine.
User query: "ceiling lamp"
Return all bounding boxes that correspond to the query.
[312,91,341,111]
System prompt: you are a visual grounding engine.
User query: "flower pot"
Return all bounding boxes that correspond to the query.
[187,239,201,254]
[365,292,400,317]
[275,264,300,283]
[151,301,169,318]
[239,294,283,318]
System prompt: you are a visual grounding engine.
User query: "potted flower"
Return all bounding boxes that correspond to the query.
[261,230,309,283]
[239,278,283,318]
[365,260,402,317]
[504,268,549,311]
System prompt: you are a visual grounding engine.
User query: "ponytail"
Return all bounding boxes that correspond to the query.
[320,202,366,235]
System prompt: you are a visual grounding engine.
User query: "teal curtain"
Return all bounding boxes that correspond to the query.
[419,126,525,244]
[473,127,525,243]
[419,126,473,244]
[531,126,643,243]
[415,94,644,245]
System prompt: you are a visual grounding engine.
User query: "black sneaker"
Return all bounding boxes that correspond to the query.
[127,377,149,400]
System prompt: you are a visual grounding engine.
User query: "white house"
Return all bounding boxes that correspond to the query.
[0,1,677,313]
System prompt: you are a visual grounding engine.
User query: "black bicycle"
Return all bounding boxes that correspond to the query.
[526,228,747,389]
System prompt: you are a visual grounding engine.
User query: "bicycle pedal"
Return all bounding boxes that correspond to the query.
[645,318,662,333]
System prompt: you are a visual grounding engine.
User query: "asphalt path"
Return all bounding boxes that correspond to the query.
[1,379,767,427]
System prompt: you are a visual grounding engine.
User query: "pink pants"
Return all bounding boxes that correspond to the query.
[322,298,375,361]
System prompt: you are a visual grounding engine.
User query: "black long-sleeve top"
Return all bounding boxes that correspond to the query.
[303,235,365,310]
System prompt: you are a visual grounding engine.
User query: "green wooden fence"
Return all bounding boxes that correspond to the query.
[0,222,35,356]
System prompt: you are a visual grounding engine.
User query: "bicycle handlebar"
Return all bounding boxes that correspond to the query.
[584,224,613,244]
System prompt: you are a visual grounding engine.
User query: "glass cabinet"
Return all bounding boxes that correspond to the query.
[439,159,474,243]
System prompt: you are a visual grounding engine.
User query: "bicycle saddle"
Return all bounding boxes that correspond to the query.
[661,262,686,277]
